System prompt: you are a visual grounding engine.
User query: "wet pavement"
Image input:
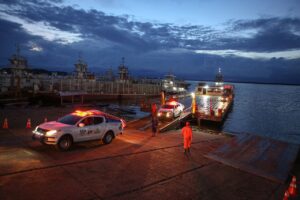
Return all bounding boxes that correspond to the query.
[0,125,289,200]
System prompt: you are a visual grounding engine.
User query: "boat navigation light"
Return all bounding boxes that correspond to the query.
[191,92,195,98]
[204,85,209,89]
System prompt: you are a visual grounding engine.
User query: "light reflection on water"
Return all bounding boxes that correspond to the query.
[188,81,300,144]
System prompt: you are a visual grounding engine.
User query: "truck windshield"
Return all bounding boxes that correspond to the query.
[58,114,83,125]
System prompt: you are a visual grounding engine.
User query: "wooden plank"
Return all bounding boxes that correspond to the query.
[205,133,299,183]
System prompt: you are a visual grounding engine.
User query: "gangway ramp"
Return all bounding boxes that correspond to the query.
[205,133,299,183]
[159,107,192,133]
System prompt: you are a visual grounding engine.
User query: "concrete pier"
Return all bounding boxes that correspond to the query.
[0,127,297,199]
[0,107,299,200]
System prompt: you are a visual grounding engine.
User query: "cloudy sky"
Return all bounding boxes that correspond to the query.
[0,0,300,84]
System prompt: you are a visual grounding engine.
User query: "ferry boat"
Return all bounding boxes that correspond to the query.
[162,73,190,94]
[192,68,234,122]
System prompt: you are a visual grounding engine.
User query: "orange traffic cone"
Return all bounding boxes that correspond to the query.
[283,190,290,200]
[288,176,297,197]
[44,117,47,123]
[26,118,31,129]
[3,118,8,129]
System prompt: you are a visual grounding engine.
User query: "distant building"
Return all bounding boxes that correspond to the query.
[9,46,28,72]
[0,50,163,97]
[103,67,115,81]
[74,59,87,78]
[74,57,95,79]
[6,45,35,95]
[118,57,129,81]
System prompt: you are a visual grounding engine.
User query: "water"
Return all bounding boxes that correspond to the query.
[188,81,300,144]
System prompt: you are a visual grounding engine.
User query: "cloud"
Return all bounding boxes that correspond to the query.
[2,0,299,53]
[0,0,300,84]
[27,41,43,52]
[220,18,300,52]
[195,49,300,60]
[0,0,215,51]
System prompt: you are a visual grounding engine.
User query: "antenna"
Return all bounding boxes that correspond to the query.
[15,43,20,56]
[169,67,173,75]
[121,57,125,66]
[78,51,82,61]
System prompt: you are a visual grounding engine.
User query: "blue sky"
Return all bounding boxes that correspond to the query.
[65,0,300,26]
[0,0,300,83]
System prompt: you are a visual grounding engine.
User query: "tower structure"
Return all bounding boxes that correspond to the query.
[215,67,223,83]
[9,44,28,96]
[74,53,88,79]
[9,44,28,75]
[118,57,129,81]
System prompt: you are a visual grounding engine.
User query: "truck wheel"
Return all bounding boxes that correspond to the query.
[56,135,73,151]
[103,131,114,144]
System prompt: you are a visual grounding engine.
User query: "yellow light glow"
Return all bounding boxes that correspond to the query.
[73,110,93,117]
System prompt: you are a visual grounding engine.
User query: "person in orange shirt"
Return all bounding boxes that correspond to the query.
[182,121,192,154]
[151,103,157,117]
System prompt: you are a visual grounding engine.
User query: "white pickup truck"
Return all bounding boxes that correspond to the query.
[32,110,125,151]
[157,101,185,119]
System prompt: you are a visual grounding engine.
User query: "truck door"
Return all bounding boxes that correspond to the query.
[91,116,106,140]
[77,117,94,141]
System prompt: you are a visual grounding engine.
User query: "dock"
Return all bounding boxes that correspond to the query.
[0,125,298,199]
[206,133,299,183]
[0,106,299,199]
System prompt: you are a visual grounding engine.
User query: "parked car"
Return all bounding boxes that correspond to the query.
[32,110,125,151]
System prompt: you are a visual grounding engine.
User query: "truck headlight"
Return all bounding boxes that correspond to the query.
[166,112,171,117]
[46,130,57,136]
